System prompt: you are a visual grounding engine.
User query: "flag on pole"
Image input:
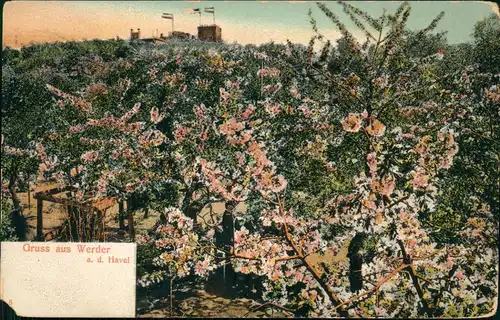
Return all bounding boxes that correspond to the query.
[185,8,202,25]
[204,7,215,25]
[162,13,175,34]
[162,13,174,19]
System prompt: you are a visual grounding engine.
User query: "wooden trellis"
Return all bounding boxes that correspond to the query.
[33,184,121,242]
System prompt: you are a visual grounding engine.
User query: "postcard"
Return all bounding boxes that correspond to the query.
[1,1,499,318]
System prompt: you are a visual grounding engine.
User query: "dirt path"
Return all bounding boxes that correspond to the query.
[17,189,67,240]
[138,289,291,318]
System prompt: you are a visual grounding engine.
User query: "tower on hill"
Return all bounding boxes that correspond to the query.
[130,28,141,40]
[197,25,222,42]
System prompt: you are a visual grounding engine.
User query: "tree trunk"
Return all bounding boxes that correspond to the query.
[213,201,236,297]
[97,211,104,241]
[67,204,79,242]
[8,171,26,240]
[127,214,135,241]
[7,172,21,211]
[119,201,125,230]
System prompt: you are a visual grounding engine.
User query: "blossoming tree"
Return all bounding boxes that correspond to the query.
[6,1,498,318]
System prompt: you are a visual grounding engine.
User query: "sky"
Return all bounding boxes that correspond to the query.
[2,1,499,48]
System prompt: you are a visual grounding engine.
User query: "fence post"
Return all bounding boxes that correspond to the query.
[36,197,43,241]
[28,182,31,209]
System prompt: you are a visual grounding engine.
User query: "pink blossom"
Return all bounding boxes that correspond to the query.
[262,217,272,227]
[194,260,210,277]
[234,228,249,244]
[261,84,281,94]
[248,143,271,167]
[257,67,280,78]
[294,270,304,282]
[135,235,151,245]
[80,151,99,162]
[206,229,215,239]
[298,105,312,118]
[4,146,25,156]
[367,152,377,176]
[446,257,454,268]
[121,103,141,122]
[342,113,363,133]
[219,87,230,102]
[86,83,108,96]
[411,169,429,190]
[362,199,377,210]
[149,130,166,147]
[436,48,445,60]
[36,143,47,161]
[76,190,84,201]
[219,118,245,136]
[365,118,386,137]
[326,162,337,172]
[174,126,191,143]
[253,52,270,61]
[150,107,165,124]
[69,125,85,134]
[265,102,281,117]
[414,136,431,155]
[125,183,135,193]
[241,104,255,119]
[122,148,133,159]
[194,104,205,118]
[97,180,107,193]
[46,84,92,112]
[396,133,416,141]
[192,192,201,200]
[39,163,49,172]
[271,175,288,193]
[289,86,301,100]
[456,270,464,279]
[177,268,187,278]
[439,156,453,169]
[380,176,395,197]
[230,81,240,89]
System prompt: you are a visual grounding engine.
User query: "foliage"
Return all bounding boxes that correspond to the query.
[1,2,499,318]
[0,194,17,241]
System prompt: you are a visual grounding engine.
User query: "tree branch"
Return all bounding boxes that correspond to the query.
[333,263,410,311]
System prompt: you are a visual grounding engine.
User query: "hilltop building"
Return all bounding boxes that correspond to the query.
[141,37,168,44]
[169,31,196,40]
[130,28,141,40]
[197,25,222,42]
[128,23,221,44]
